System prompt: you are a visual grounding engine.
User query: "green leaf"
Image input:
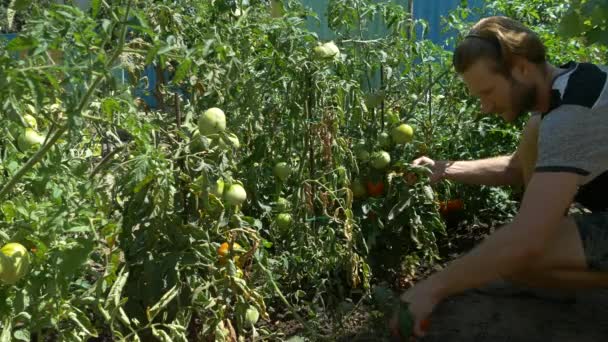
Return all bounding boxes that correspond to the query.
[585,27,608,45]
[151,326,172,342]
[101,98,121,118]
[68,306,98,338]
[559,10,586,38]
[14,289,30,313]
[146,285,179,322]
[91,0,101,17]
[131,10,153,36]
[8,0,32,11]
[285,337,307,342]
[146,44,161,65]
[107,267,129,308]
[172,59,191,84]
[58,239,94,279]
[101,19,112,33]
[1,318,12,342]
[12,330,29,342]
[387,196,411,221]
[134,174,155,193]
[158,44,177,56]
[6,36,37,51]
[65,225,92,233]
[116,307,131,327]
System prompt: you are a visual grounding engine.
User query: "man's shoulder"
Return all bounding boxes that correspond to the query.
[547,61,608,113]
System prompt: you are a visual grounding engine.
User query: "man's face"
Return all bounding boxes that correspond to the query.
[462,59,537,122]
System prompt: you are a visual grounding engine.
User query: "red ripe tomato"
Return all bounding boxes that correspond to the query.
[420,318,431,332]
[446,199,464,212]
[366,181,385,197]
[438,199,464,217]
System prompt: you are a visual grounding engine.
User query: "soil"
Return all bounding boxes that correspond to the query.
[269,217,608,342]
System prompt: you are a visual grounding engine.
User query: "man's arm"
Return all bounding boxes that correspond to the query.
[439,114,540,187]
[421,171,579,299]
[442,155,522,186]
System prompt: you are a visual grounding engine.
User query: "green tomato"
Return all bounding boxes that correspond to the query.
[391,124,414,144]
[224,184,247,206]
[17,128,45,152]
[273,162,291,181]
[0,243,30,285]
[371,151,391,170]
[198,107,226,136]
[313,41,340,59]
[275,213,292,230]
[245,306,260,327]
[275,197,291,212]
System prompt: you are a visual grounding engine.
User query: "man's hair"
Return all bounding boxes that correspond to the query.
[453,16,546,75]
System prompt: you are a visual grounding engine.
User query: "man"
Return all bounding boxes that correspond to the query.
[391,16,608,339]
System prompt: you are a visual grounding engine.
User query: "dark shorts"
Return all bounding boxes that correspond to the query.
[573,211,608,271]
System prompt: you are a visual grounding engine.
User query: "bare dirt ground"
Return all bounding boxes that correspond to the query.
[418,287,608,342]
[333,218,608,342]
[271,218,608,342]
[332,286,608,342]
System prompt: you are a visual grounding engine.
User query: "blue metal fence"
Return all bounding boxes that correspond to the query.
[1,1,484,108]
[302,0,484,46]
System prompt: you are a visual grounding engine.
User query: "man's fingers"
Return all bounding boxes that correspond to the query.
[412,156,429,166]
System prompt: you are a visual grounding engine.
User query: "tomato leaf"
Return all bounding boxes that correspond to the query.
[91,0,100,17]
[8,0,32,12]
[172,58,191,84]
[387,196,411,221]
[146,285,180,322]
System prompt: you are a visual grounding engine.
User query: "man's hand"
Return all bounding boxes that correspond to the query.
[389,279,441,339]
[412,156,451,184]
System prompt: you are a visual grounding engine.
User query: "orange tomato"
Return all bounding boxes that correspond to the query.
[217,242,230,257]
[217,242,242,257]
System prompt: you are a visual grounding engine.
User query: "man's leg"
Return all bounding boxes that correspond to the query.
[484,115,608,291]
[505,214,608,289]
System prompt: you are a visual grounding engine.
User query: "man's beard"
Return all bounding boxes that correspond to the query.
[510,76,537,116]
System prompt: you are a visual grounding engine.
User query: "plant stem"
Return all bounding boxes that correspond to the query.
[257,262,321,340]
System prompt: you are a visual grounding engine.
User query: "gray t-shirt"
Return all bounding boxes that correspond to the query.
[535,61,608,211]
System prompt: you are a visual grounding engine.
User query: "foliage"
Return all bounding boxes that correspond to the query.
[559,0,608,46]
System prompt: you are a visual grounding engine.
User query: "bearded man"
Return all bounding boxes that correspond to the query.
[391,15,608,339]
